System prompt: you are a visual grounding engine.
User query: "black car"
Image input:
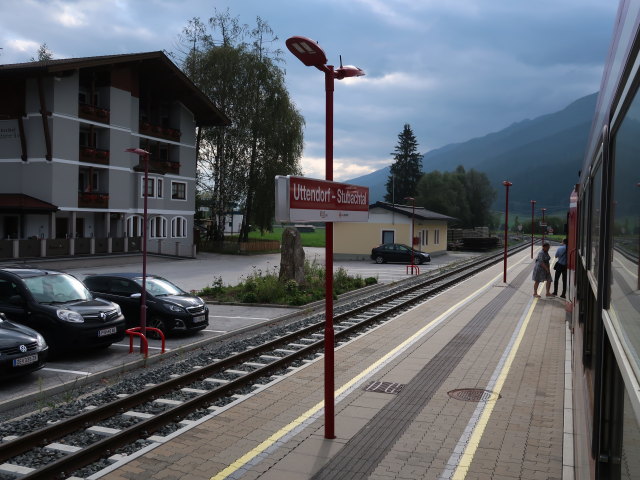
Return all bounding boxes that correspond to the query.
[0,268,126,354]
[83,273,209,338]
[0,312,48,379]
[370,243,431,264]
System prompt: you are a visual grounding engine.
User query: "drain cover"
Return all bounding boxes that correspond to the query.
[447,388,500,402]
[364,381,404,395]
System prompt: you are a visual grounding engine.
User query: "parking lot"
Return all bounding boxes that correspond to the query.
[0,248,478,409]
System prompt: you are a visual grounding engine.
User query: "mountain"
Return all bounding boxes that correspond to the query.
[348,93,597,216]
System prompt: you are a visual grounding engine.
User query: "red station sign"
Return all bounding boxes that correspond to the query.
[275,175,369,223]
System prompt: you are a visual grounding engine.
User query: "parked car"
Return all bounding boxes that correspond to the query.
[0,268,126,353]
[82,273,209,338]
[0,312,48,379]
[370,243,431,264]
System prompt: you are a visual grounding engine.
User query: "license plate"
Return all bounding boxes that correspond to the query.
[98,326,117,337]
[193,315,206,323]
[13,354,38,367]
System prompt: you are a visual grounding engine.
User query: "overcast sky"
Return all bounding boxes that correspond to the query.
[0,0,618,181]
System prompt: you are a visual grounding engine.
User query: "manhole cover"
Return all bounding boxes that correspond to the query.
[447,388,501,402]
[364,381,404,395]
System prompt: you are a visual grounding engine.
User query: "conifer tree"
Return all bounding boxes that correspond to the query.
[384,124,423,203]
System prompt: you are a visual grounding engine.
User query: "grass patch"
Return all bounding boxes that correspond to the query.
[198,259,377,306]
[247,227,325,247]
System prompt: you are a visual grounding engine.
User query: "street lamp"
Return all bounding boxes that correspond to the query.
[541,207,547,245]
[502,181,512,283]
[126,148,150,350]
[405,197,416,271]
[530,200,536,259]
[286,36,364,440]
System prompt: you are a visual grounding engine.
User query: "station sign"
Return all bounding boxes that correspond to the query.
[275,175,369,223]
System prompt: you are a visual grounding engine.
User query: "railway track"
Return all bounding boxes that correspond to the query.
[0,243,532,480]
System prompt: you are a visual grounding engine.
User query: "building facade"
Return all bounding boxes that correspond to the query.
[334,201,456,260]
[0,52,229,259]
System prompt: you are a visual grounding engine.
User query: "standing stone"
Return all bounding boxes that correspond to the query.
[279,227,305,285]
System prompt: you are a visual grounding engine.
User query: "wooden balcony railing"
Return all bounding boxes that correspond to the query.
[133,160,180,175]
[139,121,181,142]
[78,192,109,209]
[79,147,110,165]
[78,103,110,124]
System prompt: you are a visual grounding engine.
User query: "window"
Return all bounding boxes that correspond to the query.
[140,176,163,198]
[609,84,640,381]
[171,181,187,200]
[434,229,440,245]
[171,217,188,238]
[126,215,143,237]
[150,216,167,238]
[381,230,394,244]
[420,229,429,246]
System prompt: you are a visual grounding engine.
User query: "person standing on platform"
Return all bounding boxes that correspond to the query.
[532,242,552,298]
[551,238,568,298]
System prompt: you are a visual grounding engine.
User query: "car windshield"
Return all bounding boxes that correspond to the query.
[23,274,92,304]
[134,277,185,297]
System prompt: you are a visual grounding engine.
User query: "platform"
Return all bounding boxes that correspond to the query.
[101,247,570,480]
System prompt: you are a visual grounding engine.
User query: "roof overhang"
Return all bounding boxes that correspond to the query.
[0,194,59,213]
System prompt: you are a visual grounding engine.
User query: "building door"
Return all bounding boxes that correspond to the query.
[3,216,19,239]
[76,218,85,238]
[382,230,394,244]
[55,218,69,239]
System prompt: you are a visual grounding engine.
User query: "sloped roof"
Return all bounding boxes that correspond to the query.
[370,201,458,222]
[0,194,58,213]
[0,51,230,127]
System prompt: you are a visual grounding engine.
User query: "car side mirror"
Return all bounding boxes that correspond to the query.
[9,295,25,306]
[130,293,142,299]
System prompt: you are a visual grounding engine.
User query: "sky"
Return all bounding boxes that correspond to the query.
[0,0,619,182]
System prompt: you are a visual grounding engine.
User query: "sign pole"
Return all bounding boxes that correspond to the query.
[324,66,335,439]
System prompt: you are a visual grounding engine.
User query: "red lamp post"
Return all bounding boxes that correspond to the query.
[502,181,512,283]
[286,36,364,440]
[530,200,536,259]
[405,197,416,268]
[125,148,150,349]
[541,207,547,245]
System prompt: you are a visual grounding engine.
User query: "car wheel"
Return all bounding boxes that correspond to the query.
[417,257,425,265]
[147,317,167,339]
[375,256,385,264]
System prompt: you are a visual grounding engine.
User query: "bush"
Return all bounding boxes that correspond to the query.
[197,260,371,305]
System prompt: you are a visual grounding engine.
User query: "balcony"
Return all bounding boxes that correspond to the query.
[133,160,180,175]
[78,192,109,209]
[78,103,110,124]
[139,121,181,142]
[79,147,110,165]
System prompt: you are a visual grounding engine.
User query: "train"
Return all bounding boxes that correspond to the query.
[567,1,640,478]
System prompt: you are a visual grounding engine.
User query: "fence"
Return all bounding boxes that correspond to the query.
[198,239,280,254]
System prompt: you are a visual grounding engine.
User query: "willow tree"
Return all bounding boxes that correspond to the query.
[176,12,304,240]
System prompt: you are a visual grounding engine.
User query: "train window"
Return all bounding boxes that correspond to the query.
[590,162,602,283]
[621,390,640,478]
[609,85,640,381]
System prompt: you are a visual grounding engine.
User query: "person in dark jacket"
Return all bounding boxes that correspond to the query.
[551,238,568,298]
[532,242,552,298]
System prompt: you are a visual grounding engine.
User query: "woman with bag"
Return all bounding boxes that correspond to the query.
[532,242,552,298]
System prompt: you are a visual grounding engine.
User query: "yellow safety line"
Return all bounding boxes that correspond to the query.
[450,296,538,480]
[211,253,530,480]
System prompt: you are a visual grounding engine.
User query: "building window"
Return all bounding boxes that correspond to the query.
[434,229,440,245]
[172,181,187,200]
[420,229,429,245]
[126,215,143,237]
[381,230,394,244]
[171,217,188,238]
[140,176,164,198]
[150,216,167,238]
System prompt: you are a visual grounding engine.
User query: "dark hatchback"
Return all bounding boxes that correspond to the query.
[370,243,431,264]
[0,312,48,379]
[83,273,209,338]
[0,268,126,354]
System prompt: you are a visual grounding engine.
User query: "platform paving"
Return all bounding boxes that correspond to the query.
[101,247,569,480]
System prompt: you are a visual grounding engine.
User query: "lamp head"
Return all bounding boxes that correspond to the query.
[125,148,150,156]
[286,36,328,67]
[502,181,512,187]
[335,65,365,79]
